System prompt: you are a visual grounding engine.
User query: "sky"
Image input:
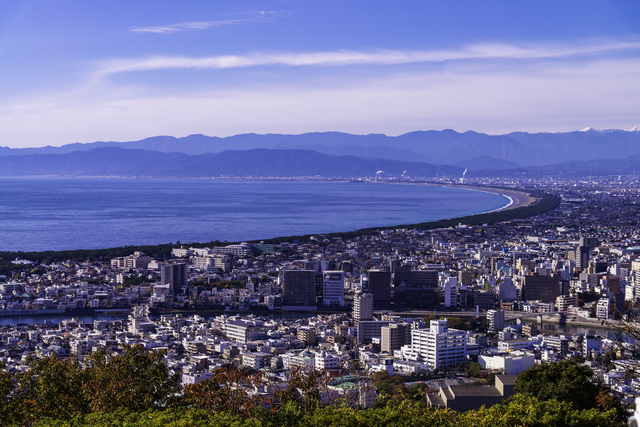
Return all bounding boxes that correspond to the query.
[1,0,639,148]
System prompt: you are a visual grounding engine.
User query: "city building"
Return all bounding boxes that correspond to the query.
[322,271,345,306]
[487,309,505,332]
[282,270,316,309]
[521,274,560,303]
[381,323,411,353]
[160,263,188,295]
[410,320,467,369]
[367,269,391,307]
[353,293,374,326]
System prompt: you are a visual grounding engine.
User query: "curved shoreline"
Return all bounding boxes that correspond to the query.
[0,181,555,257]
[378,181,536,213]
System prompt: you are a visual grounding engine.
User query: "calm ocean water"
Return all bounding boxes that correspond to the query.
[0,177,509,252]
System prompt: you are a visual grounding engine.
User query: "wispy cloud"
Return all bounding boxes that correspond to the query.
[97,39,640,75]
[129,11,279,34]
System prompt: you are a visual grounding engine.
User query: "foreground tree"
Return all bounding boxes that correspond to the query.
[83,345,180,413]
[515,360,600,410]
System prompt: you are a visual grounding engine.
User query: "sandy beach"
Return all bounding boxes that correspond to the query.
[391,182,537,212]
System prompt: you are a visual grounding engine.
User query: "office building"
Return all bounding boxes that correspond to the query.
[444,277,457,308]
[410,320,467,369]
[160,263,188,295]
[521,274,560,303]
[353,293,374,326]
[487,309,505,332]
[322,271,345,306]
[381,323,411,353]
[282,270,316,308]
[576,246,591,271]
[368,269,391,307]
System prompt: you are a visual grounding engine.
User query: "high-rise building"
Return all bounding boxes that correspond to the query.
[160,263,188,294]
[444,277,457,308]
[322,271,345,306]
[368,269,391,307]
[487,309,505,332]
[410,320,467,369]
[497,277,517,301]
[579,236,599,250]
[353,293,374,326]
[282,270,316,308]
[381,323,411,353]
[602,276,620,295]
[576,246,591,271]
[521,274,560,303]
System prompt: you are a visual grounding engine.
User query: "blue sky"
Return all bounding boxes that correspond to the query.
[1,0,639,148]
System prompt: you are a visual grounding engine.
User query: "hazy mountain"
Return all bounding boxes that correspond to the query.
[0,147,463,179]
[468,155,640,178]
[2,128,640,167]
[453,155,522,170]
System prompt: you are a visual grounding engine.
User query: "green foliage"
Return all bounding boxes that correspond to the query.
[462,394,622,427]
[466,362,482,377]
[33,395,623,427]
[372,371,407,402]
[36,408,261,427]
[122,276,147,287]
[0,345,180,426]
[10,355,90,425]
[83,346,180,413]
[515,360,601,411]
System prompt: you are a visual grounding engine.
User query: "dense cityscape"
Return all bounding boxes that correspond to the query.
[1,176,639,425]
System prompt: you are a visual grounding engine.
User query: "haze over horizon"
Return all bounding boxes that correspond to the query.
[1,0,639,148]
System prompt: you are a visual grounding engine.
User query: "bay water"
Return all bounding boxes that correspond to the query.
[0,177,509,252]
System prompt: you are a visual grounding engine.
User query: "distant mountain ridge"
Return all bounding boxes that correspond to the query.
[0,147,462,179]
[2,128,640,167]
[0,146,637,179]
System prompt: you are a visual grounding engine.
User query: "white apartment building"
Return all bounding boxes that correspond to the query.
[596,298,610,319]
[444,277,457,308]
[315,351,340,370]
[487,309,505,332]
[410,320,467,369]
[478,351,535,375]
[353,293,374,325]
[323,271,345,306]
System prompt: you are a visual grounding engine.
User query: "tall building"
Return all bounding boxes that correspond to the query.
[576,246,591,271]
[521,274,560,303]
[602,276,620,295]
[353,293,374,326]
[322,271,345,306]
[497,277,517,302]
[160,263,188,294]
[410,320,467,369]
[381,323,411,353]
[487,309,505,332]
[579,236,599,250]
[368,269,391,308]
[282,270,316,308]
[444,277,457,308]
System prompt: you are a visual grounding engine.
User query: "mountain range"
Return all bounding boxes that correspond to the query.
[0,128,639,178]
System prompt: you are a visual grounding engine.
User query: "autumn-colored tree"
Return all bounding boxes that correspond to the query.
[10,354,90,425]
[83,345,180,413]
[183,366,265,417]
[0,362,16,427]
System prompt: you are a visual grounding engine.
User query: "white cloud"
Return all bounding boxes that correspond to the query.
[129,11,280,34]
[1,39,639,147]
[2,56,640,148]
[96,39,640,76]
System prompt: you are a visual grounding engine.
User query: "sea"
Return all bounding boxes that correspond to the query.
[0,177,509,252]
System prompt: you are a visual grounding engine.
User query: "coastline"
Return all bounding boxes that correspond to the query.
[0,179,556,256]
[378,180,536,213]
